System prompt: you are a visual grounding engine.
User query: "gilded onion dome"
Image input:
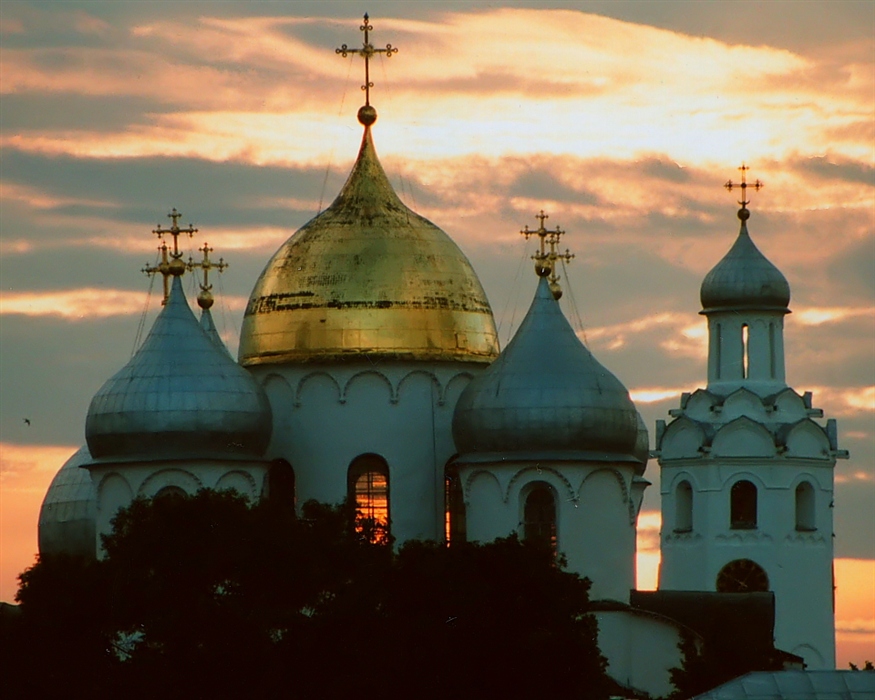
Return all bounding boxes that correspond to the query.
[453,277,645,468]
[86,276,272,460]
[238,124,498,366]
[700,208,790,313]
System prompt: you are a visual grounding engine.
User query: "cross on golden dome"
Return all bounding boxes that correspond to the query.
[725,164,763,221]
[142,208,198,304]
[520,210,574,299]
[188,242,228,310]
[336,13,398,116]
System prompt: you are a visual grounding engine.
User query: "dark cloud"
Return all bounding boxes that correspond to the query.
[794,155,875,187]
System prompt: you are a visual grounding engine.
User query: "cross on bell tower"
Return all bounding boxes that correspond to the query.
[336,14,398,126]
[725,163,763,221]
[520,210,574,299]
[142,208,198,304]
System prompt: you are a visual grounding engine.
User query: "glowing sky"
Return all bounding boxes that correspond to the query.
[1,1,872,667]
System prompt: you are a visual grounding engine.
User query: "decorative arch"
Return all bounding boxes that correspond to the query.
[139,469,203,499]
[505,465,575,505]
[712,416,776,458]
[730,479,758,530]
[348,453,390,542]
[581,467,635,524]
[154,485,187,499]
[464,469,502,501]
[342,370,395,404]
[397,370,442,405]
[521,481,557,552]
[660,417,708,459]
[215,470,258,501]
[722,387,768,422]
[784,419,831,459]
[716,558,769,592]
[295,371,342,406]
[441,371,476,409]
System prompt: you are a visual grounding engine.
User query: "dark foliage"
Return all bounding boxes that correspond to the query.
[4,490,609,699]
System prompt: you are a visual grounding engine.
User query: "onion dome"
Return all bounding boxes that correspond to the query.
[453,277,644,466]
[86,276,272,460]
[239,119,498,366]
[38,446,97,558]
[700,208,790,313]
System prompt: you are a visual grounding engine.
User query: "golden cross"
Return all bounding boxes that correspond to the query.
[336,13,398,106]
[188,242,228,310]
[520,211,574,299]
[142,208,198,304]
[725,163,763,209]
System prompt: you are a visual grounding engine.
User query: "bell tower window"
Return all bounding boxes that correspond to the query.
[523,484,557,551]
[795,481,816,531]
[730,480,757,530]
[348,454,390,543]
[716,559,769,592]
[675,480,693,533]
[741,323,750,378]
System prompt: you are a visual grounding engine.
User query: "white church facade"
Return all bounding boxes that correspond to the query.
[36,15,848,697]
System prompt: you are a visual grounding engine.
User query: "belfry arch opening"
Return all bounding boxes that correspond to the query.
[675,480,693,533]
[716,558,769,593]
[348,454,390,543]
[523,483,557,552]
[795,481,816,531]
[730,480,757,530]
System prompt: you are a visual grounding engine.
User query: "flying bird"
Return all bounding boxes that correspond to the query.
[23,418,31,426]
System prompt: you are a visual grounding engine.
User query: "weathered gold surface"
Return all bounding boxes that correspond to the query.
[239,127,499,366]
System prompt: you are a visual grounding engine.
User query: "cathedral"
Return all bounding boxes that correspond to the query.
[36,15,847,697]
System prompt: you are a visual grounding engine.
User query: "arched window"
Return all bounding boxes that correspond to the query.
[730,480,757,530]
[741,324,750,379]
[348,454,390,543]
[154,485,187,500]
[523,484,557,551]
[675,480,693,533]
[795,482,816,531]
[268,459,296,510]
[445,461,466,545]
[716,559,769,592]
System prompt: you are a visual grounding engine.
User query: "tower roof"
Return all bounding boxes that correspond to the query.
[452,276,644,466]
[700,213,790,313]
[86,276,272,460]
[238,123,498,366]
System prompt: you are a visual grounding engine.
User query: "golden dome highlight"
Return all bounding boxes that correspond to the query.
[238,126,499,366]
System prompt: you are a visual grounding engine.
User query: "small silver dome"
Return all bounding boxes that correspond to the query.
[86,276,272,460]
[38,446,97,558]
[700,214,790,313]
[453,277,643,464]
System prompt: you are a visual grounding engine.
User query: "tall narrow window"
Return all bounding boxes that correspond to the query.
[769,322,776,377]
[730,480,757,529]
[795,482,816,531]
[715,323,722,379]
[524,484,557,552]
[445,462,466,545]
[348,454,390,543]
[741,324,749,378]
[268,459,296,509]
[675,480,693,533]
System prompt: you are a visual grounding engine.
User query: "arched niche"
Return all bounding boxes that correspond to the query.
[521,481,557,552]
[730,479,758,530]
[675,480,693,533]
[795,481,816,532]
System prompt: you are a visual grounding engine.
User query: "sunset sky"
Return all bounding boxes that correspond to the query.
[1,1,872,666]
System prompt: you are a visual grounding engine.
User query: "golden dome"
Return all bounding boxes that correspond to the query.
[239,126,499,366]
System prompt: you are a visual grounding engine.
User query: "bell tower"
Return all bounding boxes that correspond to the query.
[655,167,848,669]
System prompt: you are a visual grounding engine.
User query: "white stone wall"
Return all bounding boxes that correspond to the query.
[248,360,483,544]
[460,460,640,603]
[87,459,268,556]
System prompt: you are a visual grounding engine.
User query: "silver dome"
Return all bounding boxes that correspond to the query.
[453,277,643,464]
[38,446,97,558]
[700,214,790,313]
[86,276,272,460]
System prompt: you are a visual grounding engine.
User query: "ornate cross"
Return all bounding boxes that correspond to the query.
[520,211,574,298]
[188,242,228,310]
[336,13,398,106]
[725,163,763,209]
[142,208,198,304]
